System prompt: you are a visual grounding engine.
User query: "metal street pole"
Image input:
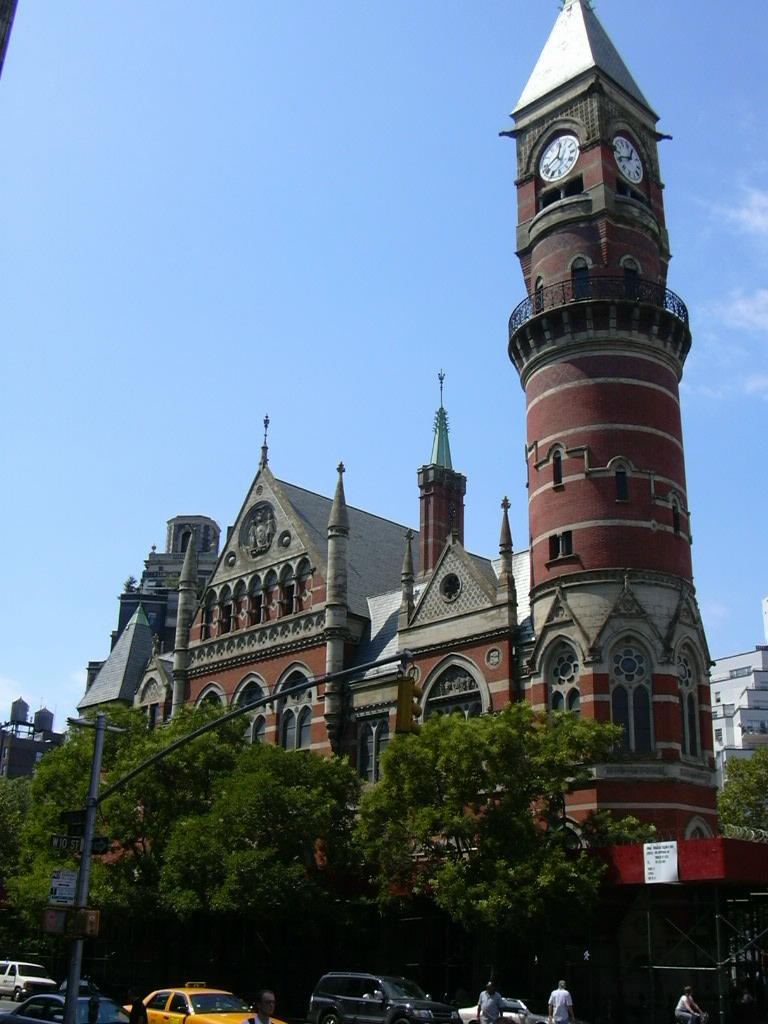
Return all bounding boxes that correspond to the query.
[62,712,123,1024]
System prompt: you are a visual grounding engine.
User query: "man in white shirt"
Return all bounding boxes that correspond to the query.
[477,982,504,1024]
[548,981,574,1024]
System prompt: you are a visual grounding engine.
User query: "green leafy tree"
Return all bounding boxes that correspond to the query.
[356,703,645,934]
[718,747,768,830]
[158,743,360,921]
[0,777,30,885]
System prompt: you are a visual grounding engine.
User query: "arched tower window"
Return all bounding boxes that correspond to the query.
[201,590,216,640]
[615,466,628,502]
[296,558,313,613]
[251,715,266,744]
[549,642,581,716]
[534,276,544,313]
[677,649,700,758]
[233,581,247,631]
[622,258,640,299]
[610,641,653,753]
[571,257,590,299]
[553,448,563,487]
[179,530,192,553]
[424,664,483,719]
[281,709,296,750]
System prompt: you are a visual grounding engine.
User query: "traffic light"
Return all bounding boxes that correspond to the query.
[395,673,423,734]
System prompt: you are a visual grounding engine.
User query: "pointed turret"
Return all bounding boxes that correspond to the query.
[324,462,349,749]
[418,372,466,574]
[172,536,198,715]
[513,0,653,117]
[399,529,415,629]
[78,605,153,710]
[258,413,270,470]
[496,497,518,624]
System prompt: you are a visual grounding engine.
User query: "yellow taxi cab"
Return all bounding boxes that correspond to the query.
[141,985,285,1024]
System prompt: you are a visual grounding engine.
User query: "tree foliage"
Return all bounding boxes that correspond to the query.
[718,748,768,830]
[0,777,30,885]
[8,706,360,930]
[355,703,648,933]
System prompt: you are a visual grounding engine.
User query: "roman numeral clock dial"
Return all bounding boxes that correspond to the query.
[539,133,580,182]
[613,134,643,183]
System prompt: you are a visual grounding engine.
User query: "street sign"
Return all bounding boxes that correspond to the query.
[50,833,84,854]
[49,868,78,905]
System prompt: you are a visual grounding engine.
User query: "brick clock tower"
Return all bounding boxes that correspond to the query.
[505,0,716,835]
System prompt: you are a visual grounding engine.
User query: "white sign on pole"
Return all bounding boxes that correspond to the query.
[49,868,78,906]
[643,840,679,883]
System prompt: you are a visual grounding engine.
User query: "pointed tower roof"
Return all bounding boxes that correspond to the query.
[78,605,153,709]
[328,462,349,533]
[179,533,198,585]
[513,0,654,117]
[429,370,453,469]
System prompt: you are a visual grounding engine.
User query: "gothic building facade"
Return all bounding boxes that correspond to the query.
[79,0,716,838]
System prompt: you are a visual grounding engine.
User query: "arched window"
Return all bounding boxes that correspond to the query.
[233,581,247,631]
[623,262,640,299]
[251,715,266,744]
[201,590,216,640]
[180,530,191,553]
[219,587,233,634]
[248,576,263,626]
[297,707,312,749]
[534,277,544,313]
[296,558,313,612]
[571,257,590,299]
[277,669,313,750]
[424,664,483,719]
[279,565,296,617]
[281,709,296,750]
[670,496,682,536]
[264,570,279,622]
[199,690,224,708]
[358,720,390,783]
[610,642,653,753]
[615,467,628,502]
[549,642,580,717]
[553,449,563,487]
[678,650,700,758]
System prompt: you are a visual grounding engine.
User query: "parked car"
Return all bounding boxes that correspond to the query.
[0,994,127,1024]
[458,997,548,1024]
[139,986,277,1024]
[308,972,462,1024]
[0,962,57,1002]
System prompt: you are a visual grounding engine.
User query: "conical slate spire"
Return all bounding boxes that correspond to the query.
[179,533,198,585]
[513,0,654,116]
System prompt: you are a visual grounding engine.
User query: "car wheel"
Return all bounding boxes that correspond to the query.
[392,1017,411,1024]
[321,1012,341,1024]
[13,988,23,1002]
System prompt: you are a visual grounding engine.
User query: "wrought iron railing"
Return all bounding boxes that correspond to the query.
[509,275,689,334]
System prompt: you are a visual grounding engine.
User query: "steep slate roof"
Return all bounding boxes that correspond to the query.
[277,480,418,618]
[78,606,154,709]
[513,0,654,116]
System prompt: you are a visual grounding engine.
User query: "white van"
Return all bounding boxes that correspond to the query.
[0,961,57,1001]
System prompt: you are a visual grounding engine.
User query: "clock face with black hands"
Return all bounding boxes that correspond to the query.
[539,134,580,182]
[613,135,643,183]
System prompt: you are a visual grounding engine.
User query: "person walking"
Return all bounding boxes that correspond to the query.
[244,990,286,1024]
[548,981,574,1024]
[675,986,704,1024]
[477,981,504,1024]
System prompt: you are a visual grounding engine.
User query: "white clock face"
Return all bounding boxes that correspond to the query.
[539,134,580,182]
[613,135,643,183]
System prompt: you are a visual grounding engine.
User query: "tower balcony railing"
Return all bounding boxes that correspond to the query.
[509,275,689,335]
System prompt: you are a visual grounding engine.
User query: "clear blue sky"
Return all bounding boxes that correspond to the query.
[1,1,766,728]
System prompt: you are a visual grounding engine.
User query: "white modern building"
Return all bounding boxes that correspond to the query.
[710,600,768,784]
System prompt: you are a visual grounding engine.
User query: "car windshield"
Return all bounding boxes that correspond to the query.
[75,997,130,1023]
[18,966,49,979]
[189,995,250,1014]
[382,980,427,1001]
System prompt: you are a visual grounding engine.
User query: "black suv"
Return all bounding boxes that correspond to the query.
[308,973,460,1024]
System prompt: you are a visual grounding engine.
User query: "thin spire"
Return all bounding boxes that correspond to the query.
[259,413,270,469]
[430,370,453,469]
[328,461,349,532]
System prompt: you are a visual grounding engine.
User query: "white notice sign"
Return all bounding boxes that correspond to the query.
[644,841,678,883]
[49,868,78,905]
